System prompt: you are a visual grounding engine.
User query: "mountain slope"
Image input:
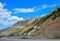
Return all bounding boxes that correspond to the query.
[0,6,60,39]
[28,6,60,38]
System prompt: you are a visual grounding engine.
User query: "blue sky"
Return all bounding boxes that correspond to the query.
[0,0,60,29]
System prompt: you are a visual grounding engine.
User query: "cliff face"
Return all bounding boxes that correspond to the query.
[0,6,60,39]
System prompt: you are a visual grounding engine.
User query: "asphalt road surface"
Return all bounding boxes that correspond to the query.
[0,36,60,41]
[0,39,60,41]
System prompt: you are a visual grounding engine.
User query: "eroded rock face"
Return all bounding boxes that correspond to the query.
[37,16,60,38]
[28,7,60,38]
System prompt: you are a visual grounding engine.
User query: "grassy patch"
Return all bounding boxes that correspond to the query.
[53,36,60,39]
[50,36,60,39]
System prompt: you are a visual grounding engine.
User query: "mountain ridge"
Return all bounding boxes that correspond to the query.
[0,6,60,39]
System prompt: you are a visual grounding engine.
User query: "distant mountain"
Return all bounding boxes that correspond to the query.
[0,6,60,39]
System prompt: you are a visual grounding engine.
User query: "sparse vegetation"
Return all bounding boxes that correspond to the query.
[54,36,60,39]
[0,6,60,39]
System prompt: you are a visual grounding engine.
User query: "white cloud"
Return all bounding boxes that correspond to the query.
[50,4,57,7]
[42,4,57,9]
[0,9,12,19]
[13,8,34,13]
[0,2,4,8]
[13,4,57,14]
[8,16,24,21]
[3,16,24,26]
[42,4,49,9]
[0,2,11,20]
[40,14,47,17]
[0,2,24,29]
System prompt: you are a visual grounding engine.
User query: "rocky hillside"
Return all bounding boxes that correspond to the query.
[0,6,60,39]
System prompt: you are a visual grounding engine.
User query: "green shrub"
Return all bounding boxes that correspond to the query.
[54,36,60,39]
